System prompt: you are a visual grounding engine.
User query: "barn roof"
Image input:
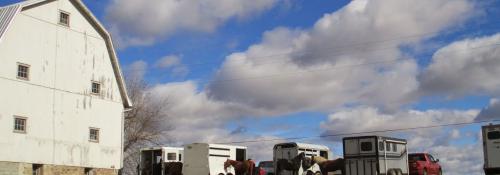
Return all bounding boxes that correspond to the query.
[0,0,132,108]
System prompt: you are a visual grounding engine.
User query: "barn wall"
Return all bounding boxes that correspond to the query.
[0,0,124,170]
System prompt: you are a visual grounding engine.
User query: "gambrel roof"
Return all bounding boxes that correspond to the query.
[0,0,132,108]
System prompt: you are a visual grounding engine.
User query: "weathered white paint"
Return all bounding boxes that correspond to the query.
[0,0,128,170]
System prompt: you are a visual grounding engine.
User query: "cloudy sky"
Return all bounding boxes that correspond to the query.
[3,0,499,174]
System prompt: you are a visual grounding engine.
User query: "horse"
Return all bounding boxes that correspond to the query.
[224,159,255,175]
[311,156,345,175]
[164,162,183,175]
[275,152,306,175]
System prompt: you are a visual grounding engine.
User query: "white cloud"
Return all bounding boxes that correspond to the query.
[420,33,500,97]
[206,0,474,114]
[156,55,181,69]
[124,60,148,80]
[320,107,478,142]
[155,55,190,77]
[476,98,500,121]
[105,0,281,47]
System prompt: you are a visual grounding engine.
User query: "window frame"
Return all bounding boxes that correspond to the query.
[17,63,30,80]
[89,127,100,143]
[379,142,384,151]
[91,81,101,95]
[488,131,500,140]
[58,10,70,27]
[167,153,177,161]
[13,116,27,133]
[360,141,373,152]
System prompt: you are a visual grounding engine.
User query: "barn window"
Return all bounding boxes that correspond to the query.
[32,164,43,175]
[59,11,70,26]
[17,63,30,80]
[89,128,99,142]
[13,116,27,133]
[91,81,101,94]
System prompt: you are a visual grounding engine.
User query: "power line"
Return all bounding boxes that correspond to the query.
[124,25,500,72]
[215,119,500,144]
[204,43,500,85]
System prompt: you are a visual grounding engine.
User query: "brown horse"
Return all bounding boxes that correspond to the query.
[224,159,255,175]
[275,152,306,175]
[311,156,345,175]
[164,162,183,175]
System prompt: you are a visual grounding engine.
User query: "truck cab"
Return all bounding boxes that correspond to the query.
[483,124,500,175]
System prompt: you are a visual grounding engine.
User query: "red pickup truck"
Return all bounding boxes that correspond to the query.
[409,153,442,175]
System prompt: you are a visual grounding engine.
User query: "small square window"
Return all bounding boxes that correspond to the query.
[379,142,384,151]
[14,116,27,133]
[167,153,177,160]
[59,11,70,26]
[91,82,101,94]
[17,63,30,80]
[89,128,99,142]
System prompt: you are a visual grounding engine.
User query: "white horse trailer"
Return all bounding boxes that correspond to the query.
[483,124,500,175]
[139,147,184,175]
[183,143,247,175]
[343,136,408,175]
[274,142,331,175]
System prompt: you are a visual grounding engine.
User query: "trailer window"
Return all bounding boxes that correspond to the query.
[386,142,391,151]
[488,131,500,140]
[361,142,373,151]
[379,142,384,151]
[392,143,397,152]
[167,153,177,160]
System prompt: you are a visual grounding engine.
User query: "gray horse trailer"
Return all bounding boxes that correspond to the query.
[483,124,500,175]
[343,136,408,175]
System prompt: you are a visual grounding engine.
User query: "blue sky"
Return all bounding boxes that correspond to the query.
[2,0,500,174]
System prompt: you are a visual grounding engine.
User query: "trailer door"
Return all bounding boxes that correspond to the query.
[486,130,500,167]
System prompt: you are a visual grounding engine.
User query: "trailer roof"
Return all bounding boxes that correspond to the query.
[343,135,407,143]
[273,142,330,150]
[140,147,184,151]
[186,143,247,149]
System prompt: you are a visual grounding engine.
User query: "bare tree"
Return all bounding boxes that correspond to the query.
[122,78,173,175]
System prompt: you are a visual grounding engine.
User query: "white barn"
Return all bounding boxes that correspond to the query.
[0,0,131,174]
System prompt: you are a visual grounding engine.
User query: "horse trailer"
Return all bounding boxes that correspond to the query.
[139,147,184,175]
[483,123,500,175]
[183,143,247,175]
[343,136,408,175]
[273,142,330,175]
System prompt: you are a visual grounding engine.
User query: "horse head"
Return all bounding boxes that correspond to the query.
[302,156,314,171]
[224,159,233,172]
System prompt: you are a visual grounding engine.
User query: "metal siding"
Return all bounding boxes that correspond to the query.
[0,5,21,41]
